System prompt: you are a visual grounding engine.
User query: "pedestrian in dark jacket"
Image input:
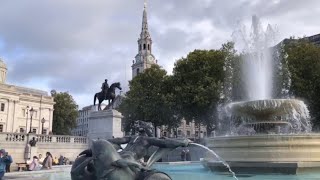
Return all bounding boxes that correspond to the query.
[4,152,12,172]
[0,149,11,180]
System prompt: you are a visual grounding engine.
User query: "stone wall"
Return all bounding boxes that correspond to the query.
[157,146,207,162]
[0,133,88,170]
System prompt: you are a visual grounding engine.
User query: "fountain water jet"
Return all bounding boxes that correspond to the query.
[202,16,319,174]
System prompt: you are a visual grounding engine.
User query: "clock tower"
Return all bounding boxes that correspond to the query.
[132,0,157,79]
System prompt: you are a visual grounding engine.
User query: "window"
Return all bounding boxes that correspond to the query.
[148,44,150,50]
[22,109,26,117]
[139,44,142,51]
[143,44,146,50]
[32,129,37,133]
[20,128,24,133]
[0,124,3,132]
[137,68,140,75]
[33,111,37,119]
[187,131,191,136]
[0,103,5,112]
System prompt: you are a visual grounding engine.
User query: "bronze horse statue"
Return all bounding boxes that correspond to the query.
[94,82,122,110]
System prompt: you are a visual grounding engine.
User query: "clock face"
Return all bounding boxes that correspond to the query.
[147,55,154,62]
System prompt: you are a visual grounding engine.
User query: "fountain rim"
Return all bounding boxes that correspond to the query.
[226,98,305,107]
[205,133,320,139]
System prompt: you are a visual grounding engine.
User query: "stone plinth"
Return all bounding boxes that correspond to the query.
[88,109,123,140]
[202,134,320,174]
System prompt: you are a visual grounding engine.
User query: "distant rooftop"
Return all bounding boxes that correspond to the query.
[0,83,49,96]
[14,85,49,96]
[304,33,320,46]
[280,33,320,47]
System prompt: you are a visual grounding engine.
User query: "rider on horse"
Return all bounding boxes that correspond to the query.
[101,79,109,99]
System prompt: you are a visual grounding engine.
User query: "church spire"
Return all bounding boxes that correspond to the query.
[140,0,150,39]
[132,0,156,79]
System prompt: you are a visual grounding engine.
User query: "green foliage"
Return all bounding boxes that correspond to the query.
[285,40,320,130]
[172,43,236,133]
[52,91,78,135]
[118,65,180,135]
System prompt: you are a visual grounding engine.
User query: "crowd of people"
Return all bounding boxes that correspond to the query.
[28,152,70,171]
[0,148,71,179]
[181,148,191,161]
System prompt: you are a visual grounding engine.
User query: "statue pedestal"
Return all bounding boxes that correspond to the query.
[88,109,123,140]
[30,147,38,159]
[25,134,39,163]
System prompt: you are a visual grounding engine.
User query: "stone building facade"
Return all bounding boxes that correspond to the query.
[0,59,54,134]
[161,119,207,139]
[72,104,106,137]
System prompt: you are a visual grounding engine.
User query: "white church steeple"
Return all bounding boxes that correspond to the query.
[132,0,157,79]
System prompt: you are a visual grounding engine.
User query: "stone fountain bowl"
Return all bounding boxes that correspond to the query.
[226,99,309,121]
[202,134,320,174]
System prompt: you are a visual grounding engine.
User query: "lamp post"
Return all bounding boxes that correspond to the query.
[25,106,29,133]
[29,108,34,133]
[41,118,45,134]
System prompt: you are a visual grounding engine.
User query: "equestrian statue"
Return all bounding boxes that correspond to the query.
[94,79,122,110]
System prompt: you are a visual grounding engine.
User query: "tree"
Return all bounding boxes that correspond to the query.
[172,43,235,134]
[118,65,180,136]
[284,40,320,130]
[52,91,78,135]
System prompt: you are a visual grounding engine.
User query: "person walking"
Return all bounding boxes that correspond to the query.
[180,149,186,161]
[186,148,191,161]
[4,152,12,172]
[0,149,11,180]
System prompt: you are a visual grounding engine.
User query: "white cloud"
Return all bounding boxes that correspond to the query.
[0,0,319,108]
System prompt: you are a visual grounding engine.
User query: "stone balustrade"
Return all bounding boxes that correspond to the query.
[0,132,88,171]
[3,133,27,142]
[0,132,87,144]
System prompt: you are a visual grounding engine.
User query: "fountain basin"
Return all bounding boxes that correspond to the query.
[227,99,308,120]
[225,99,311,134]
[202,134,320,174]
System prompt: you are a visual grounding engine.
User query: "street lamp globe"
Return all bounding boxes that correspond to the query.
[29,108,34,117]
[41,118,45,124]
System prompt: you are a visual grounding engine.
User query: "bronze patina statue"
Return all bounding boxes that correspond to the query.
[101,79,109,99]
[94,81,122,110]
[29,137,37,147]
[71,121,191,180]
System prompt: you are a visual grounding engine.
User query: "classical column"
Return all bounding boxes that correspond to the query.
[6,99,14,132]
[49,108,53,132]
[10,100,16,133]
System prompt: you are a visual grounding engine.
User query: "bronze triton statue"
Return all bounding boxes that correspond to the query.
[71,120,192,180]
[94,79,122,110]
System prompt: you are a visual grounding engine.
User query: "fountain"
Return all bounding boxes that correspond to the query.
[202,16,320,174]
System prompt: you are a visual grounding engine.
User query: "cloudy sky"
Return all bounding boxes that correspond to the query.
[0,0,319,108]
